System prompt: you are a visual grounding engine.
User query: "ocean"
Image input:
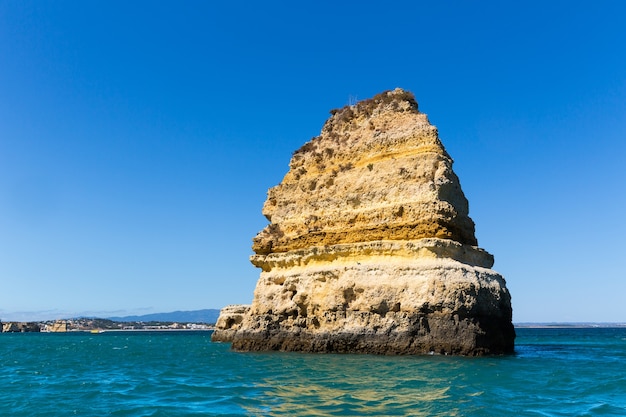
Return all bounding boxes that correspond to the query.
[0,328,624,416]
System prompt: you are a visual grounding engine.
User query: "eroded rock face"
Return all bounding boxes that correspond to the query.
[211,305,250,342]
[252,89,476,255]
[212,89,515,355]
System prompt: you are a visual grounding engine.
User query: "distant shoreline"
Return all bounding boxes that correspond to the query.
[84,328,214,332]
[514,323,626,329]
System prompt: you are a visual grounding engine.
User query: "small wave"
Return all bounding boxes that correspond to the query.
[587,402,626,414]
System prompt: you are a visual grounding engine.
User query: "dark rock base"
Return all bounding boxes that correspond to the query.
[229,314,515,356]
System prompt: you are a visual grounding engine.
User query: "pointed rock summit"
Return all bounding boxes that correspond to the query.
[213,89,515,355]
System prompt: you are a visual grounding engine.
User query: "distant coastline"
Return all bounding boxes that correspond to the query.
[1,310,220,333]
[514,322,626,328]
[2,317,215,333]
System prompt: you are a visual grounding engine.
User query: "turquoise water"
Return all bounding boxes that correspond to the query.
[1,328,625,416]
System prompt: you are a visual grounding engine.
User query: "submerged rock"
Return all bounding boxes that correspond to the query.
[213,89,515,355]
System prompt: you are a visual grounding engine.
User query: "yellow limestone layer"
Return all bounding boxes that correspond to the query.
[251,238,494,272]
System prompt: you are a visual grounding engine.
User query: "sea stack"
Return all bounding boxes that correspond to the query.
[213,89,515,355]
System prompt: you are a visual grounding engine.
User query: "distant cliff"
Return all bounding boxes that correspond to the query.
[2,322,41,332]
[213,89,515,355]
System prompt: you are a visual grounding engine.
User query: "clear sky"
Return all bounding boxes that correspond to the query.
[1,1,625,323]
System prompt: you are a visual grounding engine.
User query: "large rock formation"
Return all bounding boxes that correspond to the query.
[213,89,515,355]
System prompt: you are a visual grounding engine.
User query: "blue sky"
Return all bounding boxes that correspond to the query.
[1,1,624,322]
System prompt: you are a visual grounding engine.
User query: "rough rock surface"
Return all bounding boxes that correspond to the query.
[211,304,250,342]
[212,89,515,355]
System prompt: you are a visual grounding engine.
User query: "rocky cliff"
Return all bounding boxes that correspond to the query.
[212,89,515,355]
[211,304,250,342]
